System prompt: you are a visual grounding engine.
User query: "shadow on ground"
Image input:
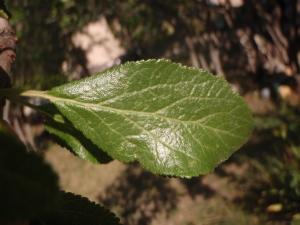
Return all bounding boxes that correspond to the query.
[98,163,217,225]
[98,164,178,225]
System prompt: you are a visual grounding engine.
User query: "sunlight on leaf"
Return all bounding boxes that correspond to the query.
[22,59,253,177]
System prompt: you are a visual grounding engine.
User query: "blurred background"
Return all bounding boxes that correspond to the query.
[6,0,300,224]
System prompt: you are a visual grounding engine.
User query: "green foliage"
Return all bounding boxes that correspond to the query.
[0,120,119,224]
[42,104,112,163]
[21,59,253,177]
[40,192,120,225]
[3,0,299,223]
[252,146,300,220]
[0,120,60,221]
[0,59,253,223]
[292,214,300,225]
[260,149,300,212]
[0,1,10,19]
[244,105,300,221]
[45,119,112,164]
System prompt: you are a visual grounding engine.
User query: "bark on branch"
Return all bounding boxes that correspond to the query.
[0,17,16,88]
[0,4,28,225]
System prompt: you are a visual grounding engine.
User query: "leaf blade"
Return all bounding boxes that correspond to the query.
[0,120,60,221]
[41,192,121,225]
[40,104,112,163]
[30,59,253,177]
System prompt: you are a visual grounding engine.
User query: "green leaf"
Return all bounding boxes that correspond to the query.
[41,104,112,164]
[22,59,253,177]
[41,191,121,225]
[0,9,9,19]
[0,120,60,221]
[0,1,11,19]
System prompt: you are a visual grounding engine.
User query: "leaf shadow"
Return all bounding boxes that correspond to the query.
[98,163,218,225]
[42,103,113,164]
[98,163,178,225]
[46,118,113,164]
[180,177,216,200]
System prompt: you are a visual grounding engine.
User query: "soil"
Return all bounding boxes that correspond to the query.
[45,145,264,225]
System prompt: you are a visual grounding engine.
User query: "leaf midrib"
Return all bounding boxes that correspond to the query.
[21,90,245,139]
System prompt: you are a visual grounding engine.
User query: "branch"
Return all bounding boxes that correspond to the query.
[0,17,16,89]
[0,1,16,120]
[0,3,27,225]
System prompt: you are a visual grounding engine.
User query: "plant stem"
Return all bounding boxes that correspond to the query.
[0,88,53,118]
[0,87,21,97]
[20,90,50,99]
